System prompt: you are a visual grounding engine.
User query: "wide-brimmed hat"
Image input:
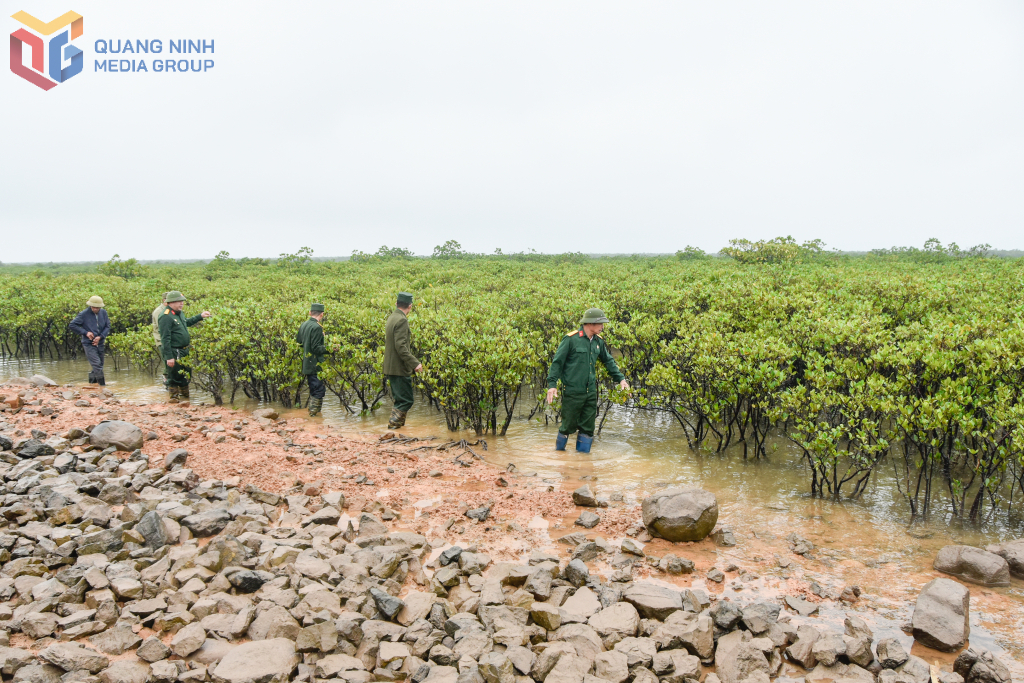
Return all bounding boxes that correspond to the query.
[580,308,610,324]
[165,291,187,303]
[86,296,105,308]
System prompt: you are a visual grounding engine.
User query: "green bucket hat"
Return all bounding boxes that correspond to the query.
[165,291,187,303]
[581,308,610,324]
[86,295,105,308]
[397,292,413,306]
[310,303,325,313]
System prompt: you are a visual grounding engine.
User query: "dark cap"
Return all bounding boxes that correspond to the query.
[397,292,413,306]
[310,303,325,313]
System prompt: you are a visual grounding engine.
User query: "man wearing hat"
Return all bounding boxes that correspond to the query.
[69,296,111,385]
[296,303,327,417]
[383,292,422,429]
[157,291,211,403]
[546,308,629,452]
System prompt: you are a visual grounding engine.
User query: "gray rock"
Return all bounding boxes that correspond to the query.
[530,603,562,631]
[466,506,490,522]
[136,636,171,662]
[211,638,299,683]
[784,595,818,616]
[0,647,35,676]
[370,586,405,621]
[30,374,57,386]
[588,602,640,647]
[911,578,970,652]
[641,488,718,542]
[575,511,600,529]
[651,611,714,662]
[955,649,1011,683]
[985,539,1024,579]
[229,570,272,593]
[17,439,54,458]
[786,626,820,669]
[439,546,462,566]
[594,651,629,683]
[89,421,144,451]
[505,645,536,676]
[11,663,63,683]
[613,637,658,669]
[39,643,108,674]
[478,651,515,683]
[710,600,743,630]
[654,649,701,683]
[811,632,846,667]
[164,449,189,469]
[844,635,874,668]
[358,513,388,536]
[875,638,908,669]
[171,623,208,657]
[715,631,770,683]
[572,485,598,507]
[934,546,1010,587]
[136,510,169,548]
[563,559,589,588]
[90,624,142,655]
[711,527,737,547]
[181,509,231,536]
[741,602,780,634]
[622,582,683,620]
[98,660,149,683]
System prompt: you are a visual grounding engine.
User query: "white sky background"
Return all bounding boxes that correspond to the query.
[2,1,1023,262]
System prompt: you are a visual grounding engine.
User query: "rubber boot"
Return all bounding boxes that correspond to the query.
[97,372,106,387]
[180,386,190,400]
[168,386,180,404]
[308,397,323,417]
[555,432,568,451]
[576,433,593,453]
[87,371,96,385]
[388,407,407,430]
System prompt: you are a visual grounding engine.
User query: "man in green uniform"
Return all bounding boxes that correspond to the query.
[383,292,422,429]
[296,303,327,417]
[546,308,630,452]
[157,291,211,403]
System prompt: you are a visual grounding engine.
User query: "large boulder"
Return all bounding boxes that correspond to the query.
[30,375,57,387]
[985,539,1024,579]
[89,421,144,452]
[211,638,299,683]
[933,546,1010,587]
[911,578,970,652]
[641,488,718,542]
[954,648,1012,683]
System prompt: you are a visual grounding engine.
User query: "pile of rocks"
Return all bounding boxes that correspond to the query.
[0,415,1015,683]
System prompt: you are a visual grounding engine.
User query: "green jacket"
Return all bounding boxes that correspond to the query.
[383,309,419,376]
[296,317,326,375]
[157,308,204,361]
[546,329,625,396]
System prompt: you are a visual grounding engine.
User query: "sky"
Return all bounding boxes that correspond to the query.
[2,1,1023,262]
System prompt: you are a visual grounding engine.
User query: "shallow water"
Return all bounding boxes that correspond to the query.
[5,356,1024,670]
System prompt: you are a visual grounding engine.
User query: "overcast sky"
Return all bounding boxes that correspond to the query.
[3,1,1023,262]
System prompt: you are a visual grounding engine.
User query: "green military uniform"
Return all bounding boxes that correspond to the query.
[158,291,205,402]
[296,304,327,416]
[547,308,625,451]
[383,292,419,429]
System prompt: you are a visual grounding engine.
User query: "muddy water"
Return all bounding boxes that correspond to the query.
[5,356,1024,671]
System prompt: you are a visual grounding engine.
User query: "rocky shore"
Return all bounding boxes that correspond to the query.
[0,376,1019,683]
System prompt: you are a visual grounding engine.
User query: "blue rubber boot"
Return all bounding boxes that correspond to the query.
[555,432,568,451]
[576,433,593,453]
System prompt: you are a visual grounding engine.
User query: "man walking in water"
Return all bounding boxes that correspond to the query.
[296,303,327,417]
[158,291,211,403]
[546,308,629,452]
[69,296,110,385]
[383,292,422,430]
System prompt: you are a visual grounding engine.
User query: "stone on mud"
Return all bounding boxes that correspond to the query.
[211,638,299,683]
[89,420,144,451]
[933,546,1010,587]
[983,539,1024,580]
[623,582,683,620]
[911,578,970,652]
[641,488,718,542]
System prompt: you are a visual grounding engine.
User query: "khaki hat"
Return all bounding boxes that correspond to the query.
[581,308,610,324]
[86,296,105,308]
[165,291,187,303]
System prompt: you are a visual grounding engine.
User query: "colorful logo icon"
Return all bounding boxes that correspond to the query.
[9,10,83,90]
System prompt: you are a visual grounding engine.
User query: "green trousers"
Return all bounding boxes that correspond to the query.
[560,393,598,436]
[166,349,190,388]
[387,375,414,411]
